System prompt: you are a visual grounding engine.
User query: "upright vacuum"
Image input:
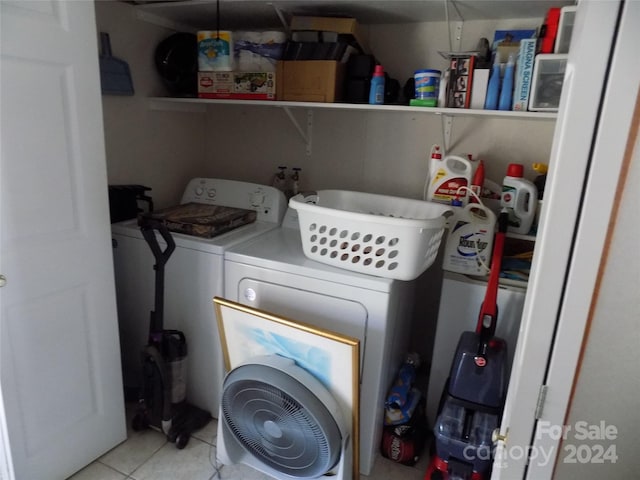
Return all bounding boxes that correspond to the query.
[131,214,210,449]
[425,211,510,480]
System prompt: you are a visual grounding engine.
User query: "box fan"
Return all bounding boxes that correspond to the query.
[217,355,352,480]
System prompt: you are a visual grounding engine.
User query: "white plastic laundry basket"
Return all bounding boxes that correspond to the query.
[289,190,452,280]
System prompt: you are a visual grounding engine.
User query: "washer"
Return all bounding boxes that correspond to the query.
[224,208,421,476]
[111,178,286,417]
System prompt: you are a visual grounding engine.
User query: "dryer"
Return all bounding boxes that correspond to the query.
[111,178,286,417]
[224,208,421,476]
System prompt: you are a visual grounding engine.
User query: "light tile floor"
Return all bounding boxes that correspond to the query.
[68,403,432,480]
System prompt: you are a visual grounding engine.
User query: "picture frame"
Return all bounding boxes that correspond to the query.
[214,296,360,480]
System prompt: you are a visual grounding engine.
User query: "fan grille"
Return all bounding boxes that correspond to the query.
[221,363,342,478]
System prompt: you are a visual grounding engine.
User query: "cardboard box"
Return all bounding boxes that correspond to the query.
[277,61,346,103]
[470,68,490,110]
[447,55,475,108]
[197,71,276,100]
[512,38,537,111]
[289,15,369,54]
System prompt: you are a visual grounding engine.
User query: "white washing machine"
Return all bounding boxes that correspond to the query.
[224,208,421,476]
[111,178,286,417]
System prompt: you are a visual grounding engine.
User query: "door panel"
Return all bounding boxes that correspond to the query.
[491,3,621,478]
[0,1,126,478]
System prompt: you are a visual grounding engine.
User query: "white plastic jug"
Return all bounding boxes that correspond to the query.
[443,203,496,275]
[501,164,538,235]
[427,155,473,205]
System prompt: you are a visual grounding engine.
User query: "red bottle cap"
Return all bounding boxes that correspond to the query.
[373,65,384,77]
[507,163,524,178]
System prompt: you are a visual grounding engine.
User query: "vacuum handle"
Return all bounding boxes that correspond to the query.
[100,32,112,58]
[140,215,175,335]
[140,216,176,267]
[476,211,509,339]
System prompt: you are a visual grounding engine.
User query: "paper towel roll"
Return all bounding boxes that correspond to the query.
[197,30,233,71]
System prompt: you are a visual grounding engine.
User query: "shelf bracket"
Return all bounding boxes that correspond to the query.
[269,3,290,35]
[441,115,454,154]
[282,107,313,156]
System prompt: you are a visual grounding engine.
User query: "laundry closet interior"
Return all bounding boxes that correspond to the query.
[100,0,562,475]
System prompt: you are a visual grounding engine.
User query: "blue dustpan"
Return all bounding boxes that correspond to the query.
[99,32,134,96]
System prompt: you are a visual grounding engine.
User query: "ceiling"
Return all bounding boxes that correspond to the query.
[130,0,576,30]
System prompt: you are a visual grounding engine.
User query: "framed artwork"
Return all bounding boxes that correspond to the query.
[214,296,360,480]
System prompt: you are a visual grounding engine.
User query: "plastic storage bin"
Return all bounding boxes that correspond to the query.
[529,54,568,111]
[289,190,452,280]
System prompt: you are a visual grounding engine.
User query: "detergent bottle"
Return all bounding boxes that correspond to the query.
[427,154,473,205]
[442,203,496,275]
[501,163,538,235]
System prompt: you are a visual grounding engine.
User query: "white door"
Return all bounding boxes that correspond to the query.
[492,2,623,478]
[0,1,126,479]
[525,2,640,477]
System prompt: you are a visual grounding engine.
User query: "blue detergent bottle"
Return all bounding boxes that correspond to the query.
[369,64,385,105]
[484,56,501,110]
[498,53,515,110]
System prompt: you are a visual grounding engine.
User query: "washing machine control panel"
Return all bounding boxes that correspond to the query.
[181,178,286,223]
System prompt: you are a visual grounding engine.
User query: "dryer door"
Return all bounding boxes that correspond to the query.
[236,278,367,376]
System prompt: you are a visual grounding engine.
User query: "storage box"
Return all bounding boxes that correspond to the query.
[289,15,369,54]
[446,55,475,108]
[276,60,346,103]
[555,6,577,54]
[529,54,568,111]
[197,71,276,100]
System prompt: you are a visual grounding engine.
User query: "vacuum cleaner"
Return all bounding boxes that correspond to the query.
[425,211,510,480]
[131,214,210,449]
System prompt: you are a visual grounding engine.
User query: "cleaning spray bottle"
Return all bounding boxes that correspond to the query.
[442,201,496,275]
[427,154,473,205]
[501,163,538,234]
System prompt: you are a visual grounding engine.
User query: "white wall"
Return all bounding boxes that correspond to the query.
[95,0,207,209]
[553,113,640,478]
[95,1,555,206]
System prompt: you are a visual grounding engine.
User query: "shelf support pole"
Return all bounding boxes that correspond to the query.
[441,115,453,155]
[282,107,313,156]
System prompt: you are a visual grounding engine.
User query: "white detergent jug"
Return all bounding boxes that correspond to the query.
[442,203,496,275]
[501,163,538,235]
[427,154,473,205]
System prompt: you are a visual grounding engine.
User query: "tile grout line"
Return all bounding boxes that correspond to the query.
[126,438,169,480]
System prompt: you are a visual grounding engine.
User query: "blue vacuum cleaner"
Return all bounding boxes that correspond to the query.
[425,211,510,480]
